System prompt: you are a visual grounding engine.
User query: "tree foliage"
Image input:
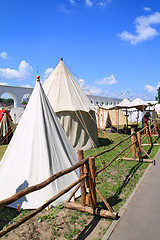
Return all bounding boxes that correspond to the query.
[156,87,160,103]
[0,98,14,103]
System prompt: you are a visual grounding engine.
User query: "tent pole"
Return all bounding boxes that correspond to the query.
[126,108,128,134]
[116,107,118,135]
[137,110,139,125]
[142,105,145,134]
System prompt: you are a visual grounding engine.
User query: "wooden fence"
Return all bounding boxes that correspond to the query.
[0,122,159,237]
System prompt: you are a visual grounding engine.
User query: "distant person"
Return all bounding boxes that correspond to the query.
[142,112,150,130]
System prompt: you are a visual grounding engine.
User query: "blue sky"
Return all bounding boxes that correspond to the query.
[0,0,160,100]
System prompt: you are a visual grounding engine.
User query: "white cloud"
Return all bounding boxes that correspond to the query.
[69,0,75,5]
[98,2,106,8]
[59,4,71,13]
[88,87,102,95]
[95,75,118,85]
[145,84,156,93]
[78,78,86,88]
[0,82,9,86]
[119,12,160,44]
[0,52,8,59]
[21,84,32,88]
[0,60,33,80]
[143,7,151,12]
[78,78,102,95]
[43,68,53,79]
[98,0,112,8]
[86,0,93,7]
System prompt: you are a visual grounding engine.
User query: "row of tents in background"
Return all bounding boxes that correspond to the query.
[0,58,159,149]
[97,97,158,130]
[0,58,159,210]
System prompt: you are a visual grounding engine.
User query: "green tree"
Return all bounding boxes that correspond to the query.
[156,87,160,103]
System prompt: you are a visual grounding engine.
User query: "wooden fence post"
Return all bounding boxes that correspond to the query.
[89,157,97,209]
[137,131,142,161]
[148,125,153,147]
[131,127,136,159]
[146,125,151,145]
[78,150,86,207]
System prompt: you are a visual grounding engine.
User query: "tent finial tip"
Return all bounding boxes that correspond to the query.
[36,75,40,82]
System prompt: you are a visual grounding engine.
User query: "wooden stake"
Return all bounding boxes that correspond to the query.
[66,183,81,202]
[96,187,113,212]
[78,150,86,207]
[17,204,20,213]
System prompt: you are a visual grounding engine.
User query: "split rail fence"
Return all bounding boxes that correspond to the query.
[0,122,159,237]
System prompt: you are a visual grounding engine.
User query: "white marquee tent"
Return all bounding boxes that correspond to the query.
[0,78,79,209]
[43,58,99,150]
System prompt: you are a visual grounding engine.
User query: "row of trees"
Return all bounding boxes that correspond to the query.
[0,98,14,103]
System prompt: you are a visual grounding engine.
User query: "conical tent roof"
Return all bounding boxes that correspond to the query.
[106,98,132,110]
[132,97,148,111]
[43,58,95,113]
[0,78,79,209]
[117,98,132,108]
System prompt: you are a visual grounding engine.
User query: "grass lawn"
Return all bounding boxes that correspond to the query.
[0,131,159,239]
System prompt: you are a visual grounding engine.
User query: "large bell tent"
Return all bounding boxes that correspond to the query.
[43,58,99,150]
[0,76,79,209]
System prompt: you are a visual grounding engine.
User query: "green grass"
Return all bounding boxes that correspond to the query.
[84,131,160,212]
[0,145,8,160]
[0,131,160,239]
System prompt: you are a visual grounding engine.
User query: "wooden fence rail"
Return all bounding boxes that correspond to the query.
[0,155,91,209]
[0,174,87,238]
[0,122,158,237]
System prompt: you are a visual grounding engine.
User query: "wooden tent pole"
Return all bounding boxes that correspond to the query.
[118,109,119,133]
[116,107,118,135]
[142,105,145,134]
[137,110,139,125]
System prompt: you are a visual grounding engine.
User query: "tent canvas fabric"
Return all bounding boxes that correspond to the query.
[0,80,79,209]
[43,59,99,150]
[107,98,133,110]
[132,97,148,111]
[10,107,25,124]
[0,111,15,145]
[97,107,127,129]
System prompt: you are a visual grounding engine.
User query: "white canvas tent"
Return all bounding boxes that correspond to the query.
[10,107,25,124]
[132,97,148,112]
[43,58,99,150]
[107,98,133,127]
[0,78,79,209]
[125,98,149,123]
[0,111,15,143]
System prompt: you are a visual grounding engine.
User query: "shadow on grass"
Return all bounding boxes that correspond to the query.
[76,215,101,240]
[99,137,114,147]
[77,162,143,239]
[0,207,19,231]
[107,162,143,208]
